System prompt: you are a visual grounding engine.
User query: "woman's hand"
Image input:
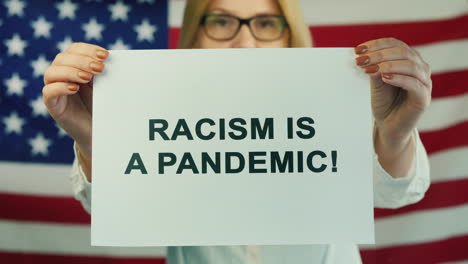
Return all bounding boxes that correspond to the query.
[42,42,109,161]
[355,37,432,149]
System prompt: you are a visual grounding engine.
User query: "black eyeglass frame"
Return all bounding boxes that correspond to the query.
[200,14,289,41]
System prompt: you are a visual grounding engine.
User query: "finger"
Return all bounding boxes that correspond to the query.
[355,37,409,54]
[44,65,93,85]
[42,82,79,108]
[364,60,431,87]
[381,73,431,112]
[65,42,109,62]
[355,46,421,68]
[52,52,105,74]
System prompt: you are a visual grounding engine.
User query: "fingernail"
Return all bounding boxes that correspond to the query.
[90,61,104,72]
[96,50,109,60]
[68,84,79,92]
[355,45,368,54]
[78,71,93,81]
[355,56,370,66]
[365,65,380,74]
[382,73,393,79]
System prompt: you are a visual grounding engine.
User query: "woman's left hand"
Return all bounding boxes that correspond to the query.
[354,37,432,149]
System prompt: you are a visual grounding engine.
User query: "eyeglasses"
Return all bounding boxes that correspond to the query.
[200,14,289,41]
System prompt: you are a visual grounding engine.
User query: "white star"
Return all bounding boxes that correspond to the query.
[57,36,73,52]
[108,1,131,21]
[137,0,155,3]
[31,16,54,39]
[30,55,50,78]
[108,38,131,50]
[82,17,104,41]
[30,96,49,117]
[134,19,158,42]
[55,0,78,20]
[4,73,27,96]
[3,112,25,135]
[4,0,26,17]
[29,133,52,156]
[4,33,28,57]
[55,123,68,137]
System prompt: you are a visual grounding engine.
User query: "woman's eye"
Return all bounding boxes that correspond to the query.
[213,19,229,26]
[258,20,276,28]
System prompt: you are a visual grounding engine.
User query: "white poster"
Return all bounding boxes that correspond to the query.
[91,48,375,246]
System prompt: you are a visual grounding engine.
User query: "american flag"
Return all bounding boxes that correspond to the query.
[1,0,467,263]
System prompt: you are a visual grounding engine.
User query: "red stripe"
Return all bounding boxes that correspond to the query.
[360,234,468,264]
[169,27,181,49]
[3,179,468,224]
[0,193,90,224]
[311,15,468,47]
[420,121,468,155]
[0,251,164,264]
[375,178,468,219]
[169,15,468,49]
[431,70,468,98]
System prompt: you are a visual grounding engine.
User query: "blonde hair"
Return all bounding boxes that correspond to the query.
[178,0,312,49]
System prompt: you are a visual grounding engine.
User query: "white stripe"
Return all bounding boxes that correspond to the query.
[169,0,186,28]
[0,161,73,196]
[429,147,468,183]
[5,207,466,256]
[300,0,468,25]
[418,93,468,132]
[0,220,166,257]
[169,0,468,27]
[440,261,468,264]
[359,204,468,249]
[415,39,468,74]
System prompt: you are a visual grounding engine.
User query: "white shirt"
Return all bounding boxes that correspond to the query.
[69,128,430,264]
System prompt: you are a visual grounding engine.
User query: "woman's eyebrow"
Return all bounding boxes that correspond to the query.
[207,8,281,17]
[208,8,234,15]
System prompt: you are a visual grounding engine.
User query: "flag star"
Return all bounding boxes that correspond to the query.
[134,19,158,42]
[4,33,28,57]
[137,0,155,3]
[108,1,131,21]
[57,36,73,52]
[30,96,49,117]
[29,133,52,156]
[31,55,50,78]
[31,16,54,39]
[55,0,78,20]
[3,112,25,135]
[4,0,26,17]
[82,17,104,41]
[56,123,68,137]
[108,38,131,50]
[4,73,27,96]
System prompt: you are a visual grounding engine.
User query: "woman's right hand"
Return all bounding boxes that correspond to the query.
[42,42,109,164]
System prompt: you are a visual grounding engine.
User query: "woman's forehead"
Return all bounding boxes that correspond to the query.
[206,0,283,17]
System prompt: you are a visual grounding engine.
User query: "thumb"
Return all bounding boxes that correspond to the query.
[369,72,385,90]
[79,76,94,114]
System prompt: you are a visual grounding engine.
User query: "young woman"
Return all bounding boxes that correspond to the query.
[42,0,431,263]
